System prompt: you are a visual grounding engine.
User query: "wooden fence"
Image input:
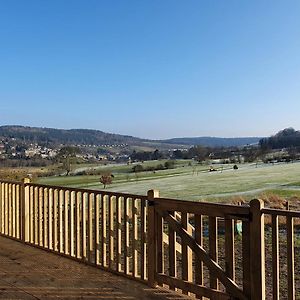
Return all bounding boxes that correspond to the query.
[0,178,299,299]
[0,179,148,281]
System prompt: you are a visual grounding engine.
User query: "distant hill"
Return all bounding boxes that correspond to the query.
[0,125,145,146]
[0,125,262,149]
[161,136,261,147]
[259,128,300,149]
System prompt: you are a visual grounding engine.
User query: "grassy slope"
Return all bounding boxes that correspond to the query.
[37,160,300,202]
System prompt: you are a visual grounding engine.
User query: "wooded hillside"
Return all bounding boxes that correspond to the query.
[259,128,300,149]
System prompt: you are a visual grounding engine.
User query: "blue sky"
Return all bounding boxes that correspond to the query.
[1,1,300,139]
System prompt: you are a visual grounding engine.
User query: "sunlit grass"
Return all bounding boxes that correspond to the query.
[37,161,300,202]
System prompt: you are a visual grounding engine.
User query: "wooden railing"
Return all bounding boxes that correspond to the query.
[262,207,300,300]
[148,191,254,300]
[0,180,23,240]
[0,178,299,299]
[0,179,148,282]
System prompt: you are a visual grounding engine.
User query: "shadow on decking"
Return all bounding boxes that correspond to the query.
[0,236,189,300]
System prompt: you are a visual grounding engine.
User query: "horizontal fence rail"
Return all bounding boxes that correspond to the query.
[0,178,299,299]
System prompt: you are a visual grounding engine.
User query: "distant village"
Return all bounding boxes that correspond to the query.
[0,138,132,165]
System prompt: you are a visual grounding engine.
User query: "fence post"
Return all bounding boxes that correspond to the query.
[21,177,31,242]
[147,189,159,287]
[249,199,265,299]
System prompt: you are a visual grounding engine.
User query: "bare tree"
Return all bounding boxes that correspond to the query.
[57,146,81,176]
[100,172,113,188]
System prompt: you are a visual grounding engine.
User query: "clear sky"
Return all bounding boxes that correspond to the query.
[1,1,300,139]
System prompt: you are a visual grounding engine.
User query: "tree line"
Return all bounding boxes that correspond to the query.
[259,128,300,150]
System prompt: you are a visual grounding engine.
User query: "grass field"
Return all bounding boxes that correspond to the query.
[36,160,300,203]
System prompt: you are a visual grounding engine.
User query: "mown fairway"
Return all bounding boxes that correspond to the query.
[37,160,300,202]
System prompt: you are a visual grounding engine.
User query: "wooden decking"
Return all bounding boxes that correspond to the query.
[0,236,189,300]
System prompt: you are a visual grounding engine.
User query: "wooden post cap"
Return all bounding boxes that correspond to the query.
[22,177,31,184]
[250,198,264,209]
[147,190,160,199]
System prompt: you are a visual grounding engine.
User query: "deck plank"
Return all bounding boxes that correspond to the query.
[0,236,190,299]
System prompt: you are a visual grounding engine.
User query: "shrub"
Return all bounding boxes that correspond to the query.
[260,193,286,209]
[164,160,175,169]
[132,164,144,173]
[230,196,246,206]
